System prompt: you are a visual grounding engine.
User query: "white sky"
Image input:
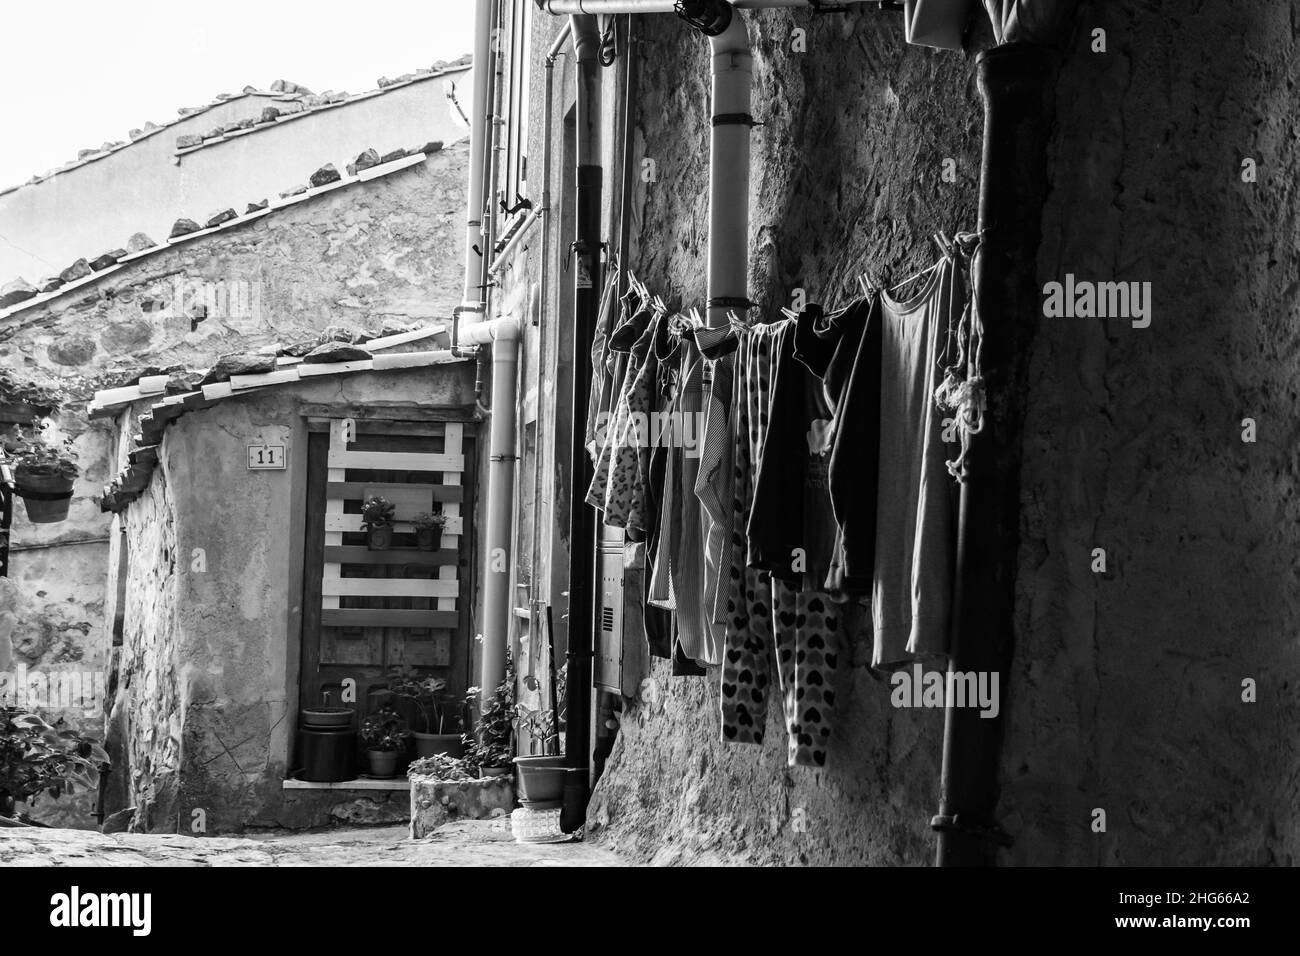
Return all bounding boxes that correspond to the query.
[0,0,477,190]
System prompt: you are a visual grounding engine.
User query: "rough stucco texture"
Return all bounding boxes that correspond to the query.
[585,3,1300,866]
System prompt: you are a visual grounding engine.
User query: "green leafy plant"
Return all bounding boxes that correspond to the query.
[386,667,453,734]
[0,706,110,815]
[406,752,475,781]
[360,496,395,530]
[411,511,446,532]
[465,653,516,768]
[2,420,78,480]
[514,704,558,757]
[359,709,410,752]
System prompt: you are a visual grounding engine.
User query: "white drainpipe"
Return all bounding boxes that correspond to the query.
[461,0,496,314]
[460,317,522,705]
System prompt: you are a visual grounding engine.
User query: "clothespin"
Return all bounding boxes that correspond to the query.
[933,231,957,259]
[780,307,799,322]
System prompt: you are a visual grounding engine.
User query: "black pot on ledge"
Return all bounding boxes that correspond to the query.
[366,524,393,551]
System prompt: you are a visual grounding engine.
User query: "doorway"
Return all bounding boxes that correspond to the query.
[296,418,477,750]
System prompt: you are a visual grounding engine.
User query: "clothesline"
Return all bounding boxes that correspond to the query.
[585,234,987,769]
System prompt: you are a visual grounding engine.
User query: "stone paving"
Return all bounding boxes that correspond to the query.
[0,820,626,867]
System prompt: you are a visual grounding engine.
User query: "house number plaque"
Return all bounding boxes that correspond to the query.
[247,444,287,470]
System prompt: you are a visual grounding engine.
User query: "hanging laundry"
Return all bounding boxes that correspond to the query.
[694,342,736,657]
[870,255,963,669]
[748,304,842,590]
[770,578,840,768]
[718,321,783,755]
[641,312,680,660]
[787,295,883,597]
[583,278,635,463]
[585,305,658,528]
[694,324,741,640]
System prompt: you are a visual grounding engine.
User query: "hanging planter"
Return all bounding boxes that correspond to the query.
[412,511,445,551]
[361,495,395,551]
[902,0,976,51]
[4,421,78,524]
[14,465,75,523]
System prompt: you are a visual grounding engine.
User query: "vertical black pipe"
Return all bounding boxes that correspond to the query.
[561,14,602,834]
[935,42,1056,867]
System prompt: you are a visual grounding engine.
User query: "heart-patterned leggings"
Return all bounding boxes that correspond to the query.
[719,322,841,767]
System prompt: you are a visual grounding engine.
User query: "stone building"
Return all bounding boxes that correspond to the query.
[0,77,472,827]
[465,0,1299,866]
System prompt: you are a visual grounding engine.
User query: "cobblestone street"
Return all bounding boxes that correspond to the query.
[0,821,626,867]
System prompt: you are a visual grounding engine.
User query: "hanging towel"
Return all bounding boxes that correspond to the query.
[694,349,735,653]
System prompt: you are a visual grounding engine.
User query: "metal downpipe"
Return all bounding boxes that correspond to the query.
[934,41,1056,867]
[560,12,603,835]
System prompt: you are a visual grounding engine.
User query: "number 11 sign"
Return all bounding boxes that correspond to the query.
[247,444,286,470]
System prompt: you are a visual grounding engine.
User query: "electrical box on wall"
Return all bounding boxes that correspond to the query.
[594,529,625,694]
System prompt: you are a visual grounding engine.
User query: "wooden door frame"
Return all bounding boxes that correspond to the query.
[282,406,480,777]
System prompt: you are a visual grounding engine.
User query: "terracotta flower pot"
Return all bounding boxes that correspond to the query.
[415,527,439,550]
[14,467,74,524]
[366,525,393,551]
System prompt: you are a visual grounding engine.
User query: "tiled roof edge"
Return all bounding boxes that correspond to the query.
[1,59,471,196]
[95,347,468,513]
[173,65,472,160]
[0,91,281,196]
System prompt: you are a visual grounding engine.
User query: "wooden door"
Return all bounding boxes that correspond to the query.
[298,419,475,737]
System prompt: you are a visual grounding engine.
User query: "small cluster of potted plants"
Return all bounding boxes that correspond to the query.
[1,420,79,524]
[360,495,445,551]
[359,667,468,778]
[355,658,567,807]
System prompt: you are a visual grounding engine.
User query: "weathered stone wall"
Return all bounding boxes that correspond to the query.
[118,449,183,832]
[1002,0,1300,866]
[583,3,1300,866]
[115,367,477,833]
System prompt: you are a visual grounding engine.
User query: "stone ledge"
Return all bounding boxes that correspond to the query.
[283,778,410,791]
[409,775,515,839]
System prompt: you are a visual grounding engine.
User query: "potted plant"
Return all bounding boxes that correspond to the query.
[361,495,395,550]
[1,706,110,824]
[466,655,516,778]
[411,510,445,550]
[387,667,463,758]
[358,708,410,778]
[513,703,564,806]
[3,421,78,524]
